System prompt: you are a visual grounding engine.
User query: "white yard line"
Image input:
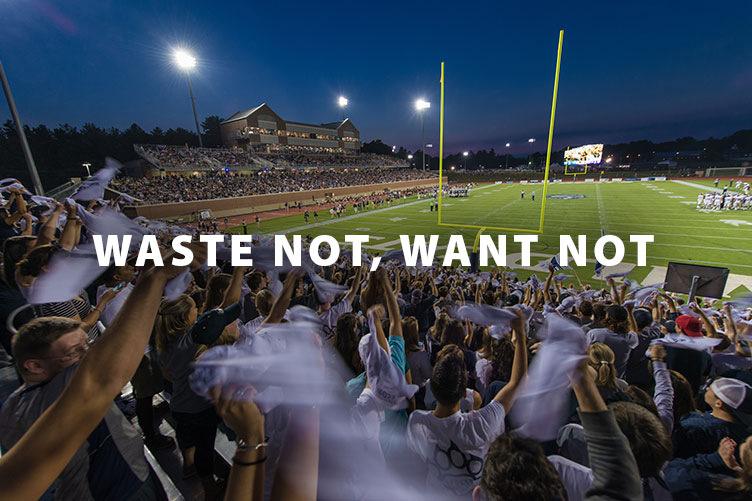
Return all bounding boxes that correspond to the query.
[671,179,724,193]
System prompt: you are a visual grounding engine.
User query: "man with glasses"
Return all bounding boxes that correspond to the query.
[0,316,166,500]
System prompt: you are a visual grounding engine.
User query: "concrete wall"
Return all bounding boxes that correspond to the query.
[122,178,442,221]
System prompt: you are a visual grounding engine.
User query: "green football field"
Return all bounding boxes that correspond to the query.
[228,178,752,297]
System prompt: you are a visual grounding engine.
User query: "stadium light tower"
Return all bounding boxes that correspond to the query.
[173,49,203,148]
[463,150,469,170]
[0,60,44,195]
[82,162,91,177]
[338,96,348,120]
[527,138,537,169]
[505,143,511,169]
[415,99,430,171]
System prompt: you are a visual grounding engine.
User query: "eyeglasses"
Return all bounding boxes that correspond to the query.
[43,343,89,363]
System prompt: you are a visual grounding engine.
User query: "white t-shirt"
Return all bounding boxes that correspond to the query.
[318,298,352,339]
[406,400,505,498]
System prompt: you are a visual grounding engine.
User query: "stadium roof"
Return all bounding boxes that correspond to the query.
[320,120,348,129]
[221,105,357,132]
[221,104,266,124]
[286,118,353,131]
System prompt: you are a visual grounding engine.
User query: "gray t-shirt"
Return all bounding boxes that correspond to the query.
[586,328,639,378]
[0,364,150,500]
[158,331,213,414]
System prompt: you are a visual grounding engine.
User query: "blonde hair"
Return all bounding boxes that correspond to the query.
[588,342,618,389]
[154,295,194,353]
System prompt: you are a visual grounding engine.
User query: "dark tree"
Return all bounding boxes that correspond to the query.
[201,116,224,148]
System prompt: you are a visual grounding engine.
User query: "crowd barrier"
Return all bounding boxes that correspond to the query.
[121,178,442,220]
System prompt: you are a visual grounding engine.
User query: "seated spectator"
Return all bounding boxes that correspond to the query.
[672,378,752,459]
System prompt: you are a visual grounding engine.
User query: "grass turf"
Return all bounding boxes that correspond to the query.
[226,179,752,295]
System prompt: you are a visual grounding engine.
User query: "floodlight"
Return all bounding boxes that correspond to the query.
[338,96,348,107]
[174,50,197,70]
[415,99,430,110]
[505,143,510,147]
[462,151,469,156]
[528,138,536,143]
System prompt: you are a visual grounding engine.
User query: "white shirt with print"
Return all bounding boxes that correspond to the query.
[406,400,505,498]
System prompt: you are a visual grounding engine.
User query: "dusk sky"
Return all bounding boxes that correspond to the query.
[1,0,750,154]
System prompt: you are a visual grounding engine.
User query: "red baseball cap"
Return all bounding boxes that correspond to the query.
[676,315,703,337]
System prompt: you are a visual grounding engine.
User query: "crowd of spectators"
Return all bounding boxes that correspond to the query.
[110,168,437,204]
[136,144,409,172]
[2,175,752,501]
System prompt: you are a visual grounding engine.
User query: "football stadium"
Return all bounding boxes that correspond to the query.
[1,2,752,501]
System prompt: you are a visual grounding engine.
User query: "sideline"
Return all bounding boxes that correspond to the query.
[270,183,499,235]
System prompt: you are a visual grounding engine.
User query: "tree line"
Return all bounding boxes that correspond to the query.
[1,116,749,192]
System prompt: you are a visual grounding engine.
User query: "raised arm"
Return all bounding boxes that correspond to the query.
[211,385,266,501]
[722,305,746,356]
[648,345,674,432]
[35,203,64,247]
[221,266,249,309]
[493,310,528,413]
[79,287,120,332]
[4,190,27,225]
[344,265,363,304]
[618,282,628,304]
[652,296,662,322]
[429,275,439,298]
[663,294,677,315]
[690,303,717,337]
[20,213,33,236]
[368,305,389,353]
[264,270,303,325]
[543,265,554,304]
[375,267,402,338]
[570,358,642,501]
[58,201,80,251]
[606,278,621,306]
[625,302,638,334]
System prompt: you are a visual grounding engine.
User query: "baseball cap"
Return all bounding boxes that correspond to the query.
[676,315,703,338]
[710,378,752,426]
[661,319,677,334]
[632,308,653,330]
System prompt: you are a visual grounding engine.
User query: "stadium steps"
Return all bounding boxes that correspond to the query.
[120,385,235,500]
[45,179,80,201]
[104,186,144,204]
[133,144,163,170]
